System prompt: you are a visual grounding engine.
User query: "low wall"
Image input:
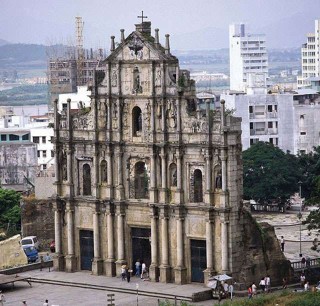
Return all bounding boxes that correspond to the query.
[0,260,53,275]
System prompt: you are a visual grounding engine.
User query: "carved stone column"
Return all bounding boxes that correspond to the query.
[159,148,167,203]
[115,203,126,274]
[174,207,187,284]
[65,201,76,272]
[159,207,170,282]
[221,220,229,273]
[149,206,159,282]
[220,150,228,208]
[204,152,212,204]
[53,199,64,271]
[175,152,183,204]
[115,150,124,200]
[104,202,116,276]
[92,203,103,275]
[150,152,158,202]
[204,216,215,284]
[106,149,113,198]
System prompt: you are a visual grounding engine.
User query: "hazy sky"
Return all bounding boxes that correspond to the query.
[1,0,320,49]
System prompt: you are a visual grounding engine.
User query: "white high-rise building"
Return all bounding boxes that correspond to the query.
[229,23,268,92]
[297,19,320,89]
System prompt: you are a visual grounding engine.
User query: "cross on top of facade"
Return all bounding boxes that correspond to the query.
[137,11,148,23]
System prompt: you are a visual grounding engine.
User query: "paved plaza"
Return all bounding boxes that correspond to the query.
[1,210,319,305]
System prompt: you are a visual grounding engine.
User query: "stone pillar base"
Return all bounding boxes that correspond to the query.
[149,188,158,203]
[175,189,183,204]
[149,264,160,282]
[65,255,77,272]
[159,265,171,283]
[115,260,127,277]
[174,267,187,285]
[203,268,215,285]
[159,188,167,203]
[53,254,64,271]
[204,191,213,205]
[104,259,116,277]
[116,185,125,200]
[92,258,104,275]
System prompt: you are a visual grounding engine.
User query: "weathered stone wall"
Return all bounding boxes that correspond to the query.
[235,209,293,286]
[35,176,56,199]
[21,198,54,251]
[0,234,27,269]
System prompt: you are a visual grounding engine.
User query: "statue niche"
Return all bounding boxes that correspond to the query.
[132,67,142,94]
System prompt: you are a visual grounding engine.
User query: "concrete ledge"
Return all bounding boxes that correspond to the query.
[0,260,53,275]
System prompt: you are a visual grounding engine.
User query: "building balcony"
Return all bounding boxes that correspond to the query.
[267,128,278,135]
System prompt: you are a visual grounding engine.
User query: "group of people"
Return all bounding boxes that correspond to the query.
[121,259,148,282]
[248,275,271,298]
[300,272,310,291]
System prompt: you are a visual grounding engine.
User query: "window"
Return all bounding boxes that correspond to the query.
[9,134,19,141]
[83,164,92,195]
[37,151,40,158]
[42,136,46,144]
[249,106,253,113]
[33,136,40,143]
[42,150,47,158]
[51,150,54,158]
[269,138,273,144]
[250,122,254,129]
[22,134,29,141]
[169,163,177,187]
[267,105,272,112]
[300,150,306,154]
[300,131,306,135]
[42,164,47,170]
[193,169,203,202]
[1,135,6,141]
[134,161,149,199]
[100,160,107,183]
[132,106,142,136]
[268,122,272,128]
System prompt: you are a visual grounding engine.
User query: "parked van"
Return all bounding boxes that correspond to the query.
[23,246,39,263]
[21,236,39,250]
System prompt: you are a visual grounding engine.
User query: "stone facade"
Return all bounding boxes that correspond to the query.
[52,21,246,284]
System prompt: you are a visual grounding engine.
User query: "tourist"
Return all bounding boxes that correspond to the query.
[280,236,285,252]
[0,291,5,306]
[252,282,257,296]
[259,277,266,292]
[141,261,146,279]
[300,272,306,288]
[306,256,311,268]
[301,257,306,267]
[43,299,49,306]
[228,283,234,300]
[247,286,252,299]
[44,253,52,262]
[121,265,126,281]
[282,277,287,289]
[304,281,310,291]
[223,282,229,297]
[265,275,271,292]
[126,267,131,283]
[135,259,141,276]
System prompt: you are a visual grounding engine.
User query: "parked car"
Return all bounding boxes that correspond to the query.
[50,240,55,253]
[21,236,40,250]
[23,246,39,263]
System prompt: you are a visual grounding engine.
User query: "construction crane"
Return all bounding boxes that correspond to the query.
[76,16,84,86]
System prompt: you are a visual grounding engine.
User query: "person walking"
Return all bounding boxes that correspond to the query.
[252,282,257,297]
[259,277,266,292]
[43,299,49,306]
[135,259,141,277]
[265,275,271,293]
[300,272,306,288]
[126,267,131,283]
[141,262,146,279]
[280,236,285,252]
[0,291,6,306]
[247,286,252,299]
[282,277,287,289]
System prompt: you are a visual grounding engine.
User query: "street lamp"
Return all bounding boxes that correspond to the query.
[298,181,302,258]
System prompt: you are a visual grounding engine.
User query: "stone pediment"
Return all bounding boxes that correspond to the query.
[104,31,177,62]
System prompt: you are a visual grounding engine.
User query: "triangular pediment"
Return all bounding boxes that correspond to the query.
[104,31,177,63]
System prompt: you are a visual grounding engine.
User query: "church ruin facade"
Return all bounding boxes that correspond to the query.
[52,20,244,284]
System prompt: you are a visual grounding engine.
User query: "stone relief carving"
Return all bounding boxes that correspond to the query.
[128,34,144,59]
[123,100,130,138]
[145,101,151,130]
[111,69,117,87]
[167,99,177,129]
[112,100,118,129]
[155,68,161,87]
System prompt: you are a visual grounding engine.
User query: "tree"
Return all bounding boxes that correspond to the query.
[0,188,21,227]
[243,142,301,204]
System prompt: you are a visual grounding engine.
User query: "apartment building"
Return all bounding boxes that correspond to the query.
[229,23,268,92]
[297,19,320,88]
